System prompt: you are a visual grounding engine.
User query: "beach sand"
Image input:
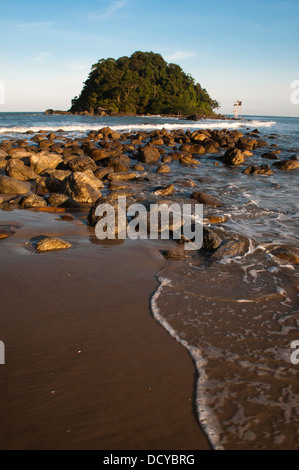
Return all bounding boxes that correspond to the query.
[0,208,210,450]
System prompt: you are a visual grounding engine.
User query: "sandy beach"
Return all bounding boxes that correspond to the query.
[0,208,210,450]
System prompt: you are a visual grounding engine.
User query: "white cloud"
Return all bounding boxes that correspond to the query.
[88,0,126,19]
[35,52,51,62]
[165,51,196,62]
[68,63,89,72]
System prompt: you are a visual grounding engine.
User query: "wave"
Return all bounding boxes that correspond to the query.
[0,119,276,135]
[151,275,224,450]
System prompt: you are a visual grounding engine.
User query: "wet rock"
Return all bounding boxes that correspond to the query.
[19,194,48,208]
[0,175,31,194]
[138,145,161,163]
[180,155,201,165]
[30,152,63,174]
[191,191,223,207]
[67,155,97,172]
[62,171,102,203]
[223,148,245,165]
[87,195,128,238]
[107,172,138,182]
[7,148,34,159]
[106,157,130,173]
[236,137,257,151]
[156,164,171,174]
[243,165,273,175]
[261,152,279,160]
[6,159,38,181]
[47,193,80,208]
[133,164,145,171]
[206,215,229,224]
[161,250,190,260]
[94,167,114,179]
[210,239,245,260]
[36,237,72,252]
[154,184,175,196]
[200,227,222,252]
[273,159,299,170]
[0,225,17,239]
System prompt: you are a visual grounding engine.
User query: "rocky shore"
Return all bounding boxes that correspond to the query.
[0,125,298,261]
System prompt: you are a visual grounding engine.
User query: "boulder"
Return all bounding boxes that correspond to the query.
[47,193,80,208]
[6,159,38,181]
[0,175,31,194]
[67,155,97,172]
[273,159,299,170]
[154,184,175,196]
[210,239,245,260]
[156,164,171,174]
[138,145,161,163]
[62,171,102,203]
[30,151,63,174]
[191,191,223,207]
[223,148,245,165]
[19,194,48,208]
[243,165,273,175]
[200,228,222,252]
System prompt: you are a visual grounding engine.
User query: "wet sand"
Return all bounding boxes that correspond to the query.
[0,209,210,450]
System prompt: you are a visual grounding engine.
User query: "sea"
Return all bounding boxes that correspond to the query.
[0,112,298,449]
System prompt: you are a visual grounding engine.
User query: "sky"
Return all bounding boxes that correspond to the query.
[0,0,298,116]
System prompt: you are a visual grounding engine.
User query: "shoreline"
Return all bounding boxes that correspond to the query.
[0,209,211,450]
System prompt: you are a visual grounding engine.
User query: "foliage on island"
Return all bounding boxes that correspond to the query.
[70,51,219,116]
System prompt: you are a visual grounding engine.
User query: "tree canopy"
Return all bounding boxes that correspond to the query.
[70,51,219,116]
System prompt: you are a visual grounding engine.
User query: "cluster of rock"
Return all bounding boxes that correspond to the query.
[45,107,113,117]
[0,126,298,258]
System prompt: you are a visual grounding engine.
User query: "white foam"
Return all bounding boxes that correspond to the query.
[0,119,276,135]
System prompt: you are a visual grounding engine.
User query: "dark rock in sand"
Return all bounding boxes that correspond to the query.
[0,175,31,194]
[0,225,17,239]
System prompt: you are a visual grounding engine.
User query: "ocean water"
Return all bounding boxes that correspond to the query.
[0,112,298,449]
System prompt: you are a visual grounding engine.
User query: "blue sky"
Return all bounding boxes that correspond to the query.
[0,0,298,116]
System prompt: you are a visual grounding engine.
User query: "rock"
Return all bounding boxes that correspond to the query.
[6,159,38,181]
[36,237,71,252]
[192,191,223,207]
[133,164,145,171]
[94,167,114,179]
[223,148,245,165]
[273,159,299,170]
[0,225,17,239]
[206,215,229,224]
[62,171,102,203]
[0,150,7,158]
[0,158,7,170]
[243,165,273,175]
[47,193,80,208]
[67,155,97,172]
[180,155,201,165]
[19,194,48,208]
[200,228,222,252]
[154,184,175,196]
[106,157,130,173]
[107,172,138,182]
[236,137,257,151]
[0,175,31,194]
[138,145,161,163]
[8,148,34,159]
[156,164,171,174]
[161,250,190,260]
[30,152,63,174]
[210,239,245,260]
[261,152,279,160]
[87,195,128,238]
